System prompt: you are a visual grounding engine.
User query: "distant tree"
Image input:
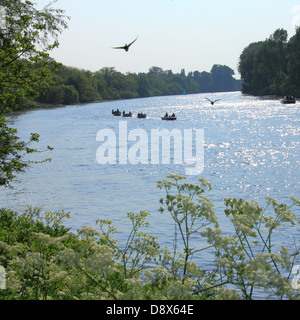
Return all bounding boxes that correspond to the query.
[148,66,164,76]
[38,62,242,104]
[238,28,300,97]
[165,69,173,77]
[238,42,264,94]
[67,69,100,102]
[286,27,300,96]
[62,85,79,104]
[269,28,288,44]
[44,85,65,104]
[94,67,120,100]
[193,71,212,93]
[252,41,282,95]
[137,76,150,97]
[238,36,286,95]
[210,64,236,92]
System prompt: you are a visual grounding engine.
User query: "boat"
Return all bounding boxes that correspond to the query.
[137,113,147,118]
[281,96,296,104]
[161,116,177,120]
[112,109,121,116]
[161,113,176,121]
[122,111,132,117]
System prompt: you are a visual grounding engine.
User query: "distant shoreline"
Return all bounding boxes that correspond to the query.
[7,90,296,116]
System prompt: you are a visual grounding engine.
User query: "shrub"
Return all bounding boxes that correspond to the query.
[0,176,299,300]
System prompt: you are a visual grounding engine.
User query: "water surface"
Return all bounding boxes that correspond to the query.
[2,92,299,263]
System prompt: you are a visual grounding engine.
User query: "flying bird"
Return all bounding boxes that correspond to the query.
[112,36,138,52]
[205,98,221,105]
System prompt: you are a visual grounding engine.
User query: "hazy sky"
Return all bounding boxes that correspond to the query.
[36,0,300,78]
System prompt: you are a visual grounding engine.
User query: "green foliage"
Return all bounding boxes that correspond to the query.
[286,27,300,96]
[34,64,241,106]
[0,0,68,187]
[239,28,300,97]
[206,196,300,299]
[157,174,218,279]
[0,2,241,110]
[0,176,298,300]
[0,0,68,112]
[0,116,53,187]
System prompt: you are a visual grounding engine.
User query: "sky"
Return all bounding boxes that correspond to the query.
[35,0,300,78]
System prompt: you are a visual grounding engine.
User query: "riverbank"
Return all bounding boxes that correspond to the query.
[10,90,297,116]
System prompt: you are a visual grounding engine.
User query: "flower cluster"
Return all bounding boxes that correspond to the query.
[0,176,299,300]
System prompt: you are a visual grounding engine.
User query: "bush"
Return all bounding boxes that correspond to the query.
[0,176,299,300]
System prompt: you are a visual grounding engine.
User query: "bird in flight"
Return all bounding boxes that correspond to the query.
[112,36,138,52]
[205,98,221,105]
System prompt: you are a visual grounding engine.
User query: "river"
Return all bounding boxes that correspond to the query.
[2,91,300,268]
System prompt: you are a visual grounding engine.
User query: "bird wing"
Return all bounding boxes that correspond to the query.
[214,99,221,102]
[127,36,138,47]
[205,98,212,102]
[112,45,126,50]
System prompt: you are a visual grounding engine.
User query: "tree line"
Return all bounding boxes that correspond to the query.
[35,64,242,106]
[238,28,300,97]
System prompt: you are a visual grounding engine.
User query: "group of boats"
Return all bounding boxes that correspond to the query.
[112,109,134,117]
[112,109,177,120]
[112,109,147,118]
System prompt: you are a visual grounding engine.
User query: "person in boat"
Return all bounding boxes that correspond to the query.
[172,113,175,117]
[165,112,168,118]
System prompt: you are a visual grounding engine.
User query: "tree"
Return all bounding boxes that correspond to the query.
[193,71,212,93]
[238,37,286,96]
[210,64,236,92]
[238,42,264,94]
[0,0,68,186]
[137,75,150,97]
[0,0,68,112]
[238,28,300,97]
[286,27,300,96]
[270,28,288,44]
[61,85,79,104]
[33,62,241,106]
[67,69,100,102]
[148,66,165,76]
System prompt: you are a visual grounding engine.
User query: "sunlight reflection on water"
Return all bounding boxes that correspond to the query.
[2,92,299,271]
